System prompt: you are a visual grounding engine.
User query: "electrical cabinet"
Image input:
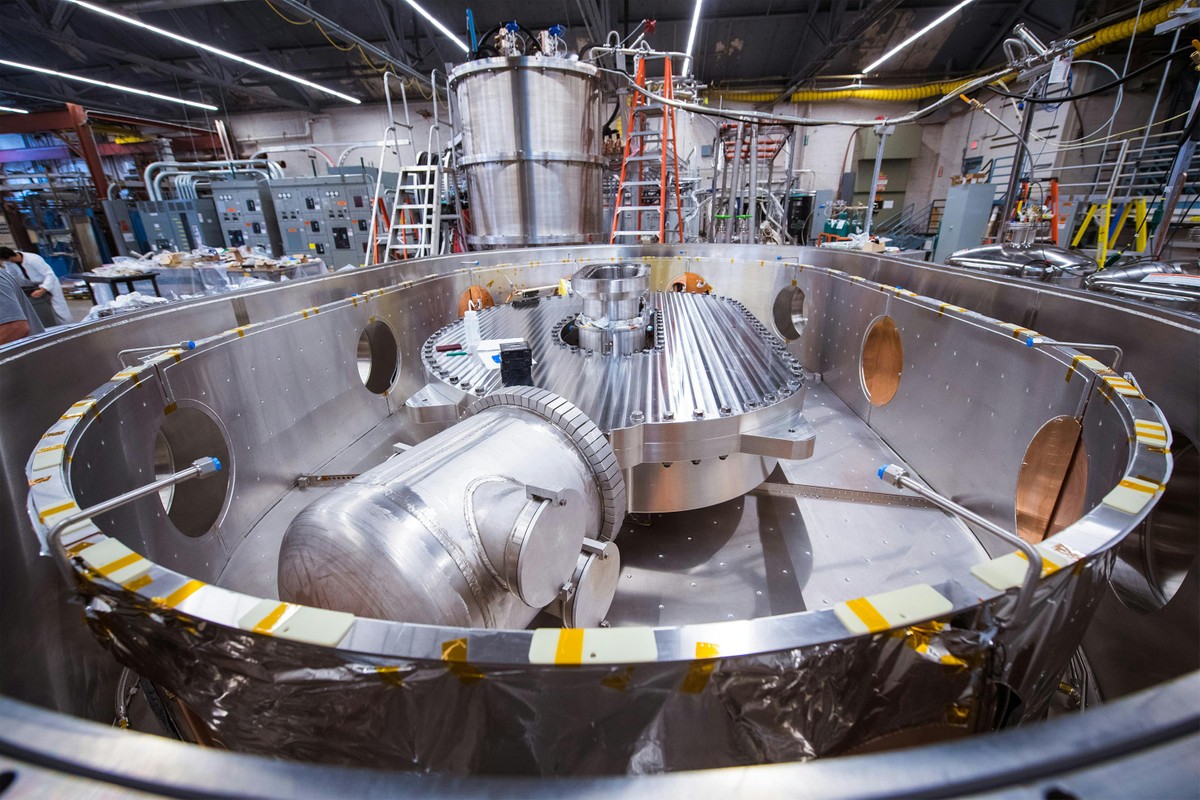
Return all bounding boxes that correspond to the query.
[933,183,996,263]
[268,175,374,265]
[101,199,148,257]
[213,178,283,256]
[136,199,224,252]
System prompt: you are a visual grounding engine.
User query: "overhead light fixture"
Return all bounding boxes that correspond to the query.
[862,0,977,74]
[0,59,219,110]
[684,0,704,76]
[0,105,30,114]
[65,0,361,104]
[399,0,470,53]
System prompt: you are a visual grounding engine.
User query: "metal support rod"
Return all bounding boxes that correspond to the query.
[117,340,196,368]
[1025,338,1124,373]
[878,464,1039,626]
[725,122,744,244]
[748,124,759,244]
[1150,82,1200,259]
[47,457,222,561]
[999,83,1041,232]
[864,124,892,236]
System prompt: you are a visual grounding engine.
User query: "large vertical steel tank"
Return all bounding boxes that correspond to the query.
[450,56,605,247]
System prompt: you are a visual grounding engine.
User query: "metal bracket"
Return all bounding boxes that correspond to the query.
[526,484,568,506]
[740,415,817,461]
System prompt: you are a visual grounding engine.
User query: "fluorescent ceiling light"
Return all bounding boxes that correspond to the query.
[65,0,361,104]
[400,0,470,53]
[684,0,704,75]
[0,105,30,114]
[862,0,977,74]
[0,59,219,110]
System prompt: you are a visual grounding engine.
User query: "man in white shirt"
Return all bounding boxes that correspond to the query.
[0,246,72,325]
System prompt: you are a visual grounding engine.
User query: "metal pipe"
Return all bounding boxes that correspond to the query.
[47,457,222,562]
[864,124,891,236]
[144,160,282,200]
[748,124,759,243]
[725,123,744,243]
[117,340,196,368]
[268,0,432,90]
[878,464,1039,626]
[1024,338,1124,373]
[1150,82,1200,259]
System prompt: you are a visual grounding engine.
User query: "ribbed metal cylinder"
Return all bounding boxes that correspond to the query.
[450,56,605,247]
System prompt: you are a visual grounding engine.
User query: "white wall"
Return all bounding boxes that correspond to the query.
[226,101,446,178]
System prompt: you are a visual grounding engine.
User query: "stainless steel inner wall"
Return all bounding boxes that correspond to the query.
[0,245,1194,772]
[16,248,1174,775]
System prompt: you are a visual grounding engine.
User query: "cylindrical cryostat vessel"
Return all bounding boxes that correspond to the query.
[279,388,624,629]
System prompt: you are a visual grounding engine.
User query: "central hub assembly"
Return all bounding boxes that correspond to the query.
[407,263,816,514]
[571,262,651,356]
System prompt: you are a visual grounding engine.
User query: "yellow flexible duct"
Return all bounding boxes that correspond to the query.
[710,0,1184,104]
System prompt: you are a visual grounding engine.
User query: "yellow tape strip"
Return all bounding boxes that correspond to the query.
[98,552,143,577]
[845,597,890,633]
[37,500,77,523]
[555,628,585,665]
[158,579,204,608]
[123,574,153,592]
[441,638,471,664]
[252,602,290,634]
[680,642,721,694]
[1118,478,1157,494]
[1015,549,1060,576]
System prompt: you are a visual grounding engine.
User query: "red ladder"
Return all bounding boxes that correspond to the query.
[610,56,684,243]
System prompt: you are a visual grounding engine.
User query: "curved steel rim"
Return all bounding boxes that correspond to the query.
[23,256,1173,668]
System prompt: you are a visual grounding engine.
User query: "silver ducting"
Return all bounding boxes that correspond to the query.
[946,243,1098,280]
[279,387,624,628]
[450,56,606,247]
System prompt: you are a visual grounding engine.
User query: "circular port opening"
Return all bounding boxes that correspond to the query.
[669,272,712,294]
[1111,431,1199,613]
[860,315,903,406]
[357,320,399,394]
[155,405,230,538]
[1015,416,1088,544]
[458,285,494,317]
[772,285,807,341]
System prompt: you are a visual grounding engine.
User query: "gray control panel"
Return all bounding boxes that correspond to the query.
[213,179,283,256]
[136,199,224,252]
[268,175,374,265]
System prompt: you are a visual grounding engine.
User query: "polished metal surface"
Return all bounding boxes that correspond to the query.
[279,389,621,627]
[573,262,652,355]
[1085,261,1200,312]
[450,56,605,246]
[946,243,1098,279]
[410,264,813,513]
[0,243,1194,790]
[17,248,1171,774]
